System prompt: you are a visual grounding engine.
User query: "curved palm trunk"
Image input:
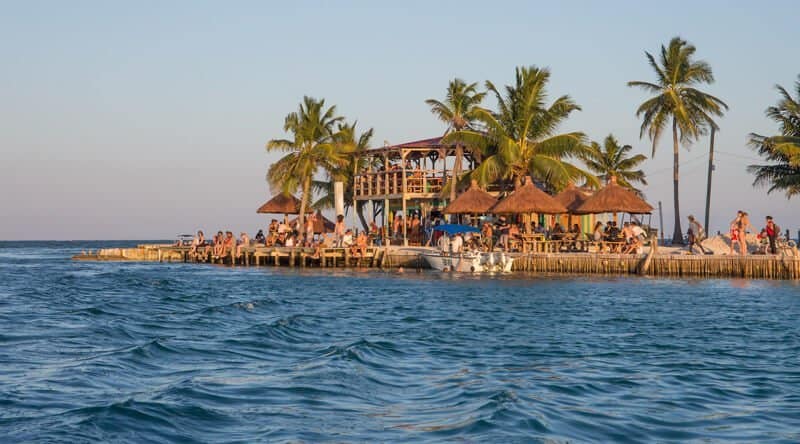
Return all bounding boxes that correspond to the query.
[356,201,369,232]
[298,175,311,230]
[671,118,684,245]
[449,144,463,203]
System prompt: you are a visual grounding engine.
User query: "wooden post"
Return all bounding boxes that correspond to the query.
[704,126,716,234]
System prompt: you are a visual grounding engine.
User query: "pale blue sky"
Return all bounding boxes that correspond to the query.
[1,1,798,240]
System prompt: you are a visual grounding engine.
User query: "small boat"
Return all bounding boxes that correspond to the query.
[421,250,514,273]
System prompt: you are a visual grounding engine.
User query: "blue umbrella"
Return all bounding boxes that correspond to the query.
[433,224,481,235]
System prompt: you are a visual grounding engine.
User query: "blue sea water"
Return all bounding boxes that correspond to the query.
[1,241,800,443]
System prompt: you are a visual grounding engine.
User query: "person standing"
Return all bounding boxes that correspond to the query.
[334,214,346,247]
[765,216,779,255]
[496,217,510,251]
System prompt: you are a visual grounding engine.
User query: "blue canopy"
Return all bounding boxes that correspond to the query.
[433,224,481,235]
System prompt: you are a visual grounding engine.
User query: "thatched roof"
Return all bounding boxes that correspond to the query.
[554,183,591,214]
[256,193,310,215]
[443,180,498,214]
[573,176,653,214]
[491,180,567,214]
[289,210,335,233]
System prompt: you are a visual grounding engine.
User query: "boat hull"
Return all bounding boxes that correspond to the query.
[421,252,514,273]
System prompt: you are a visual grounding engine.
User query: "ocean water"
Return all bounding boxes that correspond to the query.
[1,241,800,443]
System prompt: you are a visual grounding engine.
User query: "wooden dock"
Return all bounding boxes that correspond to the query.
[72,244,800,280]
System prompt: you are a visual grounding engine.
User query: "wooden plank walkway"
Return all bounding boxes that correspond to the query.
[74,244,800,280]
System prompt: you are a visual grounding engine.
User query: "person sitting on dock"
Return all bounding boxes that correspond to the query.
[341,229,354,249]
[190,230,206,257]
[220,231,235,258]
[268,220,278,235]
[236,232,250,259]
[254,229,266,245]
[351,231,368,258]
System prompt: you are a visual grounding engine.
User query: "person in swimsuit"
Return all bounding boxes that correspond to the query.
[236,232,250,259]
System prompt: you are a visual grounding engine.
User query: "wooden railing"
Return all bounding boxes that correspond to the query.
[353,170,447,198]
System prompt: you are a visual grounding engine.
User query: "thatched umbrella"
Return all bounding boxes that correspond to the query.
[554,183,591,230]
[554,183,590,214]
[289,210,335,234]
[256,193,311,224]
[573,176,653,216]
[443,180,498,215]
[491,180,567,214]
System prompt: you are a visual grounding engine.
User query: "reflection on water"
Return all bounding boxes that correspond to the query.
[1,241,799,442]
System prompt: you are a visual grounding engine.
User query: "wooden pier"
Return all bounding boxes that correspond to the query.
[72,244,800,280]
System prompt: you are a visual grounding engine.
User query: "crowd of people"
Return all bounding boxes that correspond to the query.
[184,210,788,262]
[686,211,786,256]
[187,214,374,262]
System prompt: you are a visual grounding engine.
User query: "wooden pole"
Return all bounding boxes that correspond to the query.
[658,201,665,245]
[704,126,716,234]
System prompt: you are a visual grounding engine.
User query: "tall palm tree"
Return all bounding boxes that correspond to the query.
[628,36,727,244]
[582,134,648,193]
[748,75,800,197]
[425,78,486,203]
[443,66,597,193]
[312,121,375,230]
[266,96,349,227]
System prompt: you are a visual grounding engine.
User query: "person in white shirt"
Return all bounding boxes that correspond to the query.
[341,229,354,248]
[450,233,464,254]
[437,232,450,252]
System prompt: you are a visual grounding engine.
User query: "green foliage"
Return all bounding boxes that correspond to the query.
[628,37,728,157]
[443,66,598,192]
[582,134,648,193]
[265,96,352,225]
[748,75,800,197]
[426,78,486,201]
[628,36,726,243]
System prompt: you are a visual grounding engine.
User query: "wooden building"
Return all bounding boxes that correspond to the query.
[352,137,468,245]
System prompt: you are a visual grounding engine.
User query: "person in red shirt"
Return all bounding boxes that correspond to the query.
[764,216,779,255]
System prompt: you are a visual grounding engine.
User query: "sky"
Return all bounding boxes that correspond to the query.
[1,0,798,240]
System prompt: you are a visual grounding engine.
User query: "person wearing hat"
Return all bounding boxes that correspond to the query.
[687,215,709,254]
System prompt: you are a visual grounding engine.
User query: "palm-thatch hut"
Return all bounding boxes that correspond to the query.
[289,210,335,234]
[491,180,567,215]
[443,180,498,219]
[256,193,304,215]
[256,193,311,223]
[554,183,590,214]
[573,176,653,217]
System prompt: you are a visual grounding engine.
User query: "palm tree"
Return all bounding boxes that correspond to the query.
[628,36,727,244]
[582,134,648,193]
[748,75,800,197]
[266,96,350,228]
[425,78,486,203]
[443,66,597,193]
[312,121,375,230]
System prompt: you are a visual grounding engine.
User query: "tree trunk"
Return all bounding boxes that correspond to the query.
[671,117,684,245]
[449,143,463,203]
[356,201,369,232]
[298,175,311,230]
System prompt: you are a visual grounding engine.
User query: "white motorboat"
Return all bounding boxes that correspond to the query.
[421,250,514,273]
